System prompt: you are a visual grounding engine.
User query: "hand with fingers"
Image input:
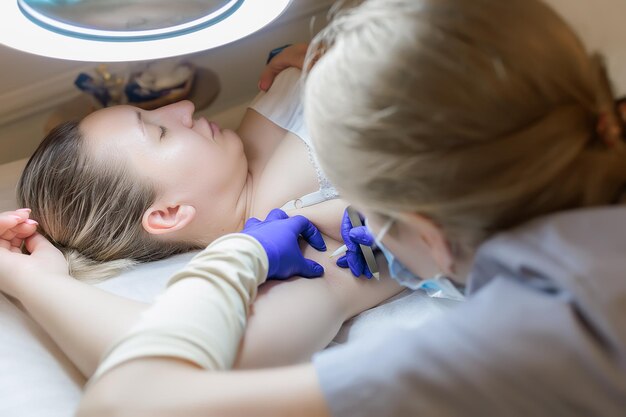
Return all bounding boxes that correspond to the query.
[258,43,310,92]
[336,208,376,279]
[0,209,69,297]
[241,208,327,280]
[0,208,38,253]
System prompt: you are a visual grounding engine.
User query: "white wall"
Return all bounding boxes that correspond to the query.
[0,0,333,164]
[544,0,626,94]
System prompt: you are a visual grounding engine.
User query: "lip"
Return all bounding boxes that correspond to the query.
[209,121,221,138]
[194,117,218,141]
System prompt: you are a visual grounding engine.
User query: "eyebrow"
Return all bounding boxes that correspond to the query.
[136,111,146,138]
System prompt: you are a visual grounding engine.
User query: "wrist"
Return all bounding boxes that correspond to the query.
[4,272,31,300]
[11,271,70,303]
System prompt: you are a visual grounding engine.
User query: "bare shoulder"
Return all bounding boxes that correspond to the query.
[237,108,288,173]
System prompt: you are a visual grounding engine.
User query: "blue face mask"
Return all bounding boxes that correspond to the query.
[368,217,465,302]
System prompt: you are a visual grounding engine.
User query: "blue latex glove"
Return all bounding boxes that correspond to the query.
[336,208,375,278]
[242,208,327,280]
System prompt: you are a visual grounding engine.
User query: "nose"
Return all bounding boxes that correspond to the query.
[154,100,195,127]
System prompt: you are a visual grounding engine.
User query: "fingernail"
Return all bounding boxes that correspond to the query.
[17,208,31,213]
[26,219,38,225]
[11,215,22,221]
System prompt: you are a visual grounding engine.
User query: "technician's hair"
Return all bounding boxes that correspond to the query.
[305,0,626,255]
[17,121,200,282]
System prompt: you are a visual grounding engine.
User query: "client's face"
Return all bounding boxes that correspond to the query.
[80,100,248,242]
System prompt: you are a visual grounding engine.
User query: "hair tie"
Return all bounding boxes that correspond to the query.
[596,97,626,149]
[592,54,625,150]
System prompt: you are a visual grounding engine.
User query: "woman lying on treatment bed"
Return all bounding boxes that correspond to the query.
[0,59,402,379]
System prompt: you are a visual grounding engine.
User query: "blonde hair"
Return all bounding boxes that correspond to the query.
[305,0,626,253]
[18,121,201,282]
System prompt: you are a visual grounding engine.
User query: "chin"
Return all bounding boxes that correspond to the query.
[232,132,246,155]
[221,128,238,139]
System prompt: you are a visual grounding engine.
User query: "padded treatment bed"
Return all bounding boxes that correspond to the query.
[0,101,460,417]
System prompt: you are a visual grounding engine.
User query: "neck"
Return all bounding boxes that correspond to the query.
[234,170,256,232]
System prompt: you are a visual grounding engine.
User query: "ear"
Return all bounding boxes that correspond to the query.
[142,204,196,236]
[400,212,455,275]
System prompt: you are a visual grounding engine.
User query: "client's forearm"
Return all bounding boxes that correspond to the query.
[12,274,148,378]
[13,270,341,379]
[13,245,400,380]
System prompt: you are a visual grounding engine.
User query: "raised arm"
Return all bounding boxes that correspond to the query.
[0,209,399,378]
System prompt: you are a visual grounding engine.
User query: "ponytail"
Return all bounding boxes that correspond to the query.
[63,248,137,283]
